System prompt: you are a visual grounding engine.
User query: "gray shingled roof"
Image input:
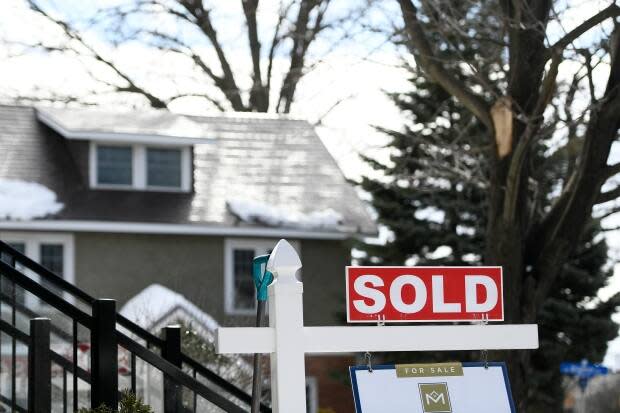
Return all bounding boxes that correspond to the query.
[0,105,376,235]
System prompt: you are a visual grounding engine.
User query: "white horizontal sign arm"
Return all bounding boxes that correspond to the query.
[215,327,274,354]
[216,324,538,354]
[302,324,538,353]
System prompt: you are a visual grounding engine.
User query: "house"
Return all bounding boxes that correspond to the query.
[0,104,376,412]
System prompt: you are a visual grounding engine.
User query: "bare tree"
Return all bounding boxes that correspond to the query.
[3,0,371,113]
[395,0,620,409]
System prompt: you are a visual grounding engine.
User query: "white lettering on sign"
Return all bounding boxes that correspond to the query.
[390,275,427,314]
[465,275,498,313]
[432,275,462,313]
[352,274,386,314]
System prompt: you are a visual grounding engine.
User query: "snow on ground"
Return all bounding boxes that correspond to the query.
[0,179,63,220]
[227,198,343,229]
[120,283,220,332]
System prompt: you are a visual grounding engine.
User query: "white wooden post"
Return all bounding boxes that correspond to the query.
[216,239,539,413]
[266,239,307,412]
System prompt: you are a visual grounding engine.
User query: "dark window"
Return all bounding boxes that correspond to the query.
[97,145,132,185]
[0,242,25,264]
[40,244,63,275]
[40,244,64,296]
[233,249,256,311]
[1,242,26,305]
[147,148,182,188]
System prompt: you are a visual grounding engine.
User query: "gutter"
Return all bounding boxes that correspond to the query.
[0,220,372,240]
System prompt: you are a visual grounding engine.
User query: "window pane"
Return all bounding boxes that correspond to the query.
[40,244,63,275]
[97,145,132,185]
[233,249,256,311]
[1,242,26,305]
[40,244,64,296]
[1,242,25,264]
[147,148,182,188]
[8,243,25,254]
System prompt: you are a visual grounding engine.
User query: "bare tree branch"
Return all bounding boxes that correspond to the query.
[596,185,620,204]
[241,0,268,111]
[604,162,620,180]
[4,0,370,113]
[168,93,227,112]
[396,0,493,130]
[178,0,246,111]
[26,0,169,108]
[533,22,620,309]
[594,204,620,221]
[277,0,332,113]
[266,1,294,96]
[549,3,620,54]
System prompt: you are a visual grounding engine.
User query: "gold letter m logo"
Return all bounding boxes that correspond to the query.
[418,383,452,413]
[426,391,445,404]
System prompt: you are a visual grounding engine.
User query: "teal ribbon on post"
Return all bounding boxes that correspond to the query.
[252,254,273,302]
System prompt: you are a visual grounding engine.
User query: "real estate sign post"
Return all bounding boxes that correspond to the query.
[216,239,539,413]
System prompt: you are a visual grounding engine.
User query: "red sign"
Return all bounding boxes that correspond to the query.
[346,266,503,323]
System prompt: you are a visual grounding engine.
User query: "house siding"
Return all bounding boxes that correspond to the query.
[74,232,351,327]
[65,139,90,186]
[300,238,351,326]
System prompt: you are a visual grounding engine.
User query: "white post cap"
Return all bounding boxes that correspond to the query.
[267,239,302,284]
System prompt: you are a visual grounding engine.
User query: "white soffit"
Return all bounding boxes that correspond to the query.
[36,106,214,145]
[0,220,355,240]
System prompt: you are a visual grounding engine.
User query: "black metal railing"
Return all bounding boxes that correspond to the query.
[0,241,271,413]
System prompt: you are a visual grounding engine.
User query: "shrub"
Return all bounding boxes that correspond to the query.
[78,390,152,413]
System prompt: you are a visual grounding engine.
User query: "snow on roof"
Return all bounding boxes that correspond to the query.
[36,106,213,143]
[121,284,253,387]
[227,198,344,230]
[120,284,220,333]
[0,179,63,220]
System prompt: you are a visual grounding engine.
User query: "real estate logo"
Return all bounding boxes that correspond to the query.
[418,383,452,413]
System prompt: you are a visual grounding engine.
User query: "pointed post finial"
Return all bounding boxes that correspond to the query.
[267,239,302,284]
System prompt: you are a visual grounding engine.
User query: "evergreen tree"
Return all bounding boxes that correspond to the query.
[360,56,620,411]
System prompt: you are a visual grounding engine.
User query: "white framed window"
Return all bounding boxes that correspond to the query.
[224,238,300,315]
[0,232,75,306]
[96,145,133,186]
[89,142,191,192]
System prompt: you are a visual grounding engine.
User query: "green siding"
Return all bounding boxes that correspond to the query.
[300,239,351,326]
[74,233,350,327]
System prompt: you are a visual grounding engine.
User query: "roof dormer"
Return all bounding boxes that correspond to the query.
[36,107,213,193]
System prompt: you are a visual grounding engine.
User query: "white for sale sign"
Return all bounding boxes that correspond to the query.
[350,362,515,413]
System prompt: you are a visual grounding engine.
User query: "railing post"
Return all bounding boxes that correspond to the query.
[91,299,118,409]
[163,325,182,413]
[29,318,51,413]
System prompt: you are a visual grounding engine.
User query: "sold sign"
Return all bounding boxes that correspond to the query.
[346,267,503,323]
